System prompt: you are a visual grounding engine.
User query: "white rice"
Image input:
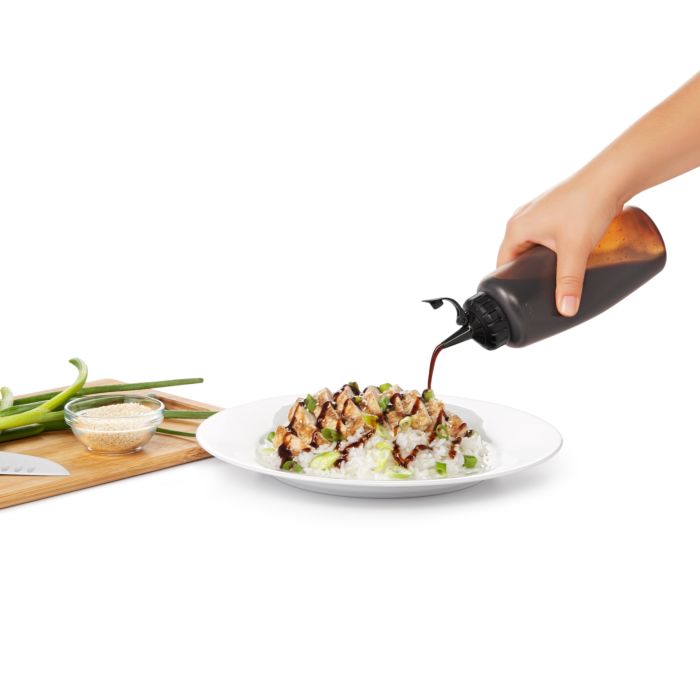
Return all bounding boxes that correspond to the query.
[256,426,490,481]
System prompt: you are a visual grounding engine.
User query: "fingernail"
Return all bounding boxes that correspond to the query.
[560,295,579,317]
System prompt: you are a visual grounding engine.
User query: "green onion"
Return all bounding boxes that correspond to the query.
[0,401,44,417]
[422,389,435,402]
[156,427,197,437]
[435,424,449,440]
[267,431,275,442]
[13,377,203,406]
[0,359,88,431]
[376,423,392,439]
[399,416,412,431]
[436,462,447,475]
[0,424,45,443]
[0,420,71,442]
[162,410,217,419]
[33,411,67,425]
[0,387,13,411]
[303,394,317,412]
[281,460,303,473]
[379,383,392,393]
[310,451,340,469]
[463,455,477,468]
[353,396,363,406]
[363,413,378,428]
[42,420,69,432]
[321,428,343,442]
[373,456,390,473]
[348,382,361,395]
[389,468,412,479]
[378,396,389,413]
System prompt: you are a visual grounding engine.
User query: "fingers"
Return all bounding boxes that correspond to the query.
[498,238,536,267]
[498,215,535,267]
[555,243,589,317]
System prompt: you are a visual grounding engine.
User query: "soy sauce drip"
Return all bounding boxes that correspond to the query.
[393,444,430,468]
[278,444,293,464]
[336,430,376,467]
[427,343,443,391]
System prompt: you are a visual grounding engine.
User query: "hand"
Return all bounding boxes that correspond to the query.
[498,172,622,316]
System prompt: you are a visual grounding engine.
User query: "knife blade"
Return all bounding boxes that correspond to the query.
[0,452,70,476]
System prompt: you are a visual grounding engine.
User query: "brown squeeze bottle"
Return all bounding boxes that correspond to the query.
[425,207,666,386]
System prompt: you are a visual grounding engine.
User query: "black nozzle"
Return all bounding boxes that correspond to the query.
[439,325,474,349]
[422,297,469,325]
[424,292,512,351]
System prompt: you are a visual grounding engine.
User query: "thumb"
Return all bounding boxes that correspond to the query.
[555,244,589,317]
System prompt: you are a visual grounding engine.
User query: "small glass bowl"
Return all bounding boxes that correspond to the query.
[64,394,164,454]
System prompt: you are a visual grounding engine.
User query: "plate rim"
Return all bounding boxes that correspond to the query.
[196,394,563,489]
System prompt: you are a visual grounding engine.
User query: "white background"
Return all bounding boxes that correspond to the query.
[2,1,699,698]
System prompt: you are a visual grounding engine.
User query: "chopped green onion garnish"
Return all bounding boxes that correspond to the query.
[375,441,392,450]
[321,427,343,442]
[435,462,446,475]
[378,396,389,412]
[399,416,412,431]
[266,431,275,442]
[348,381,361,395]
[389,468,412,479]
[353,396,363,406]
[376,423,392,439]
[363,413,378,428]
[310,451,341,469]
[281,460,303,473]
[379,383,392,393]
[463,455,477,468]
[422,389,435,402]
[435,424,449,440]
[304,394,317,412]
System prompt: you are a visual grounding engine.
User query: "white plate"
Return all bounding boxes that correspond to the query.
[196,395,563,498]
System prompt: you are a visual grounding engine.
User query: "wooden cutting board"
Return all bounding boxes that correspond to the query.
[0,379,218,509]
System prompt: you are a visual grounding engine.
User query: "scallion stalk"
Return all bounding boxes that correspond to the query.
[12,377,203,406]
[156,427,197,437]
[42,420,69,432]
[0,401,44,417]
[0,387,13,411]
[162,410,217,419]
[0,359,88,431]
[0,425,45,443]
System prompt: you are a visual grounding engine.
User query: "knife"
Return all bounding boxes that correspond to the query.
[0,452,70,477]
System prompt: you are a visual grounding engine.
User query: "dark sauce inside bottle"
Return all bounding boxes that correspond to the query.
[480,247,666,348]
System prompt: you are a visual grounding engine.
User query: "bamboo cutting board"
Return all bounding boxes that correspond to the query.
[0,379,219,509]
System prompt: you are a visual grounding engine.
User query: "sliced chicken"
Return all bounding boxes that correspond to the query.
[410,402,433,432]
[314,388,333,416]
[273,427,308,456]
[362,386,383,416]
[447,413,469,439]
[334,385,355,413]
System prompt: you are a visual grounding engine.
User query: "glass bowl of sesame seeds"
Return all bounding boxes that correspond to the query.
[64,395,164,454]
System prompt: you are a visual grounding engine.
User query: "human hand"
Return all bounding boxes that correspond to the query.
[497,172,622,316]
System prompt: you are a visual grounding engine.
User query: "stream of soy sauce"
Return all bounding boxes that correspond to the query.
[426,343,443,391]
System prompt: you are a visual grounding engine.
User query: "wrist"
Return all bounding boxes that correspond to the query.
[576,156,634,214]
